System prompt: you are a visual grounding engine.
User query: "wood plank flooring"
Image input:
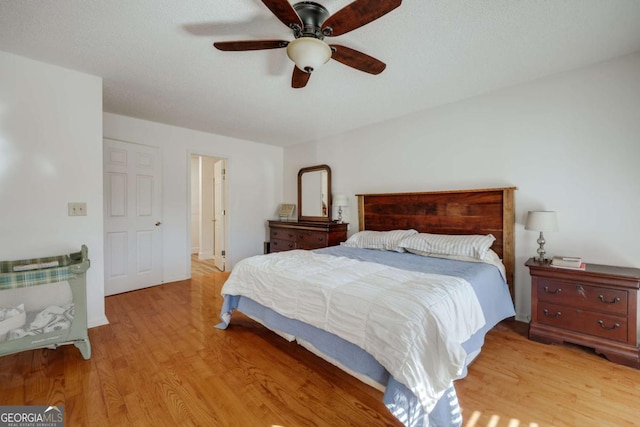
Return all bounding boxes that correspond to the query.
[191,253,221,276]
[1,272,640,426]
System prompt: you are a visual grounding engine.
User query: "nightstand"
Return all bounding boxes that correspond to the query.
[526,258,640,368]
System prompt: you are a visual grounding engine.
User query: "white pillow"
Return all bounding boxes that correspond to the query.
[407,249,507,282]
[0,304,26,343]
[398,233,496,260]
[342,229,418,252]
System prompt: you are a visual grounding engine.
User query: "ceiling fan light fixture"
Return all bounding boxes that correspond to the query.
[286,37,331,74]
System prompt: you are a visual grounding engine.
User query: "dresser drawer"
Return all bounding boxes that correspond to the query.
[268,221,347,254]
[270,228,296,242]
[270,238,296,252]
[536,302,628,343]
[296,230,328,250]
[536,278,628,316]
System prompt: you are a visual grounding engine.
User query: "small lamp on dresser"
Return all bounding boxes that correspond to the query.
[525,210,558,262]
[333,194,348,224]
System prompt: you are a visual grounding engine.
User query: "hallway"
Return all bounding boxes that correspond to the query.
[191,253,221,276]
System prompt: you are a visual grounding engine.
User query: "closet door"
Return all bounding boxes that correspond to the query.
[104,138,162,295]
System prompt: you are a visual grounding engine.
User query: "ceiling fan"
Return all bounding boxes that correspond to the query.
[213,0,402,88]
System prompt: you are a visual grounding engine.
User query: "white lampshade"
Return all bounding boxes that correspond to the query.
[525,211,559,232]
[333,194,348,207]
[286,37,332,73]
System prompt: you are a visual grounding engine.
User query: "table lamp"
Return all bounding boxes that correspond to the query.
[525,210,558,262]
[333,194,348,224]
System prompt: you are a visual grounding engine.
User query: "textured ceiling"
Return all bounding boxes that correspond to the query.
[1,0,640,147]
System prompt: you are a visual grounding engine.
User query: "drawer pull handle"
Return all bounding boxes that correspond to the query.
[543,286,561,294]
[598,295,621,304]
[598,320,620,330]
[543,309,562,318]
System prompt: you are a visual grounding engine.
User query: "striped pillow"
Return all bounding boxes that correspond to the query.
[342,229,418,252]
[398,233,496,260]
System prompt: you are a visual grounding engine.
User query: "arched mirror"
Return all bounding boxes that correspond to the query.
[298,164,331,222]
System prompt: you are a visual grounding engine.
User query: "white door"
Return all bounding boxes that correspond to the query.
[214,159,226,271]
[104,138,162,296]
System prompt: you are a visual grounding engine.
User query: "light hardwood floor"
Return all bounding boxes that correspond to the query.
[191,253,221,276]
[1,272,639,426]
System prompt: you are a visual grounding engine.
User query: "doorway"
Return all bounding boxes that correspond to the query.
[190,154,227,276]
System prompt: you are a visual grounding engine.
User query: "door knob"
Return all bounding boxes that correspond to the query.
[155,222,162,226]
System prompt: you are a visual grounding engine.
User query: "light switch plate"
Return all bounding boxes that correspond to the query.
[68,202,87,216]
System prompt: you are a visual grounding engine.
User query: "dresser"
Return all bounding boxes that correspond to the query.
[526,258,640,368]
[268,221,348,253]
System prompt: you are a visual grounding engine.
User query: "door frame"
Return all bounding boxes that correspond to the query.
[213,159,226,271]
[187,150,229,275]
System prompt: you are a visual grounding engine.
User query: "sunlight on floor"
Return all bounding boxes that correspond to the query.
[273,413,542,427]
[466,410,540,427]
[272,411,543,427]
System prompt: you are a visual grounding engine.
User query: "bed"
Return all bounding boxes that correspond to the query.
[218,187,516,426]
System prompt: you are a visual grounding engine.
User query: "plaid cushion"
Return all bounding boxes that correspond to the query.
[0,255,75,291]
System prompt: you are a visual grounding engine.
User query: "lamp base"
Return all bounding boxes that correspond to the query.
[536,231,547,262]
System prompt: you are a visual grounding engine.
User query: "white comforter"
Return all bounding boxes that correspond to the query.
[221,250,485,414]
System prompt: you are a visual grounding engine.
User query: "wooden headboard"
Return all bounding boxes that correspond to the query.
[356,187,516,298]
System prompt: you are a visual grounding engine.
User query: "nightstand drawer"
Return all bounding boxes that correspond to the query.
[296,230,328,250]
[270,238,296,252]
[536,302,628,343]
[270,228,296,242]
[536,279,628,316]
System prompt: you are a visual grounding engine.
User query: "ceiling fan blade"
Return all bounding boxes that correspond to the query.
[261,0,303,29]
[213,40,289,51]
[292,66,311,89]
[330,45,386,74]
[322,0,402,37]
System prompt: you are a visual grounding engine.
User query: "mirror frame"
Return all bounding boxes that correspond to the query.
[298,164,332,222]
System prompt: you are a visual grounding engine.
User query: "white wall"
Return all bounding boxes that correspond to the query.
[0,51,107,327]
[5,46,638,326]
[283,52,640,321]
[103,113,283,283]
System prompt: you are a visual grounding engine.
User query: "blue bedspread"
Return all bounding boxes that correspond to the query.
[218,247,515,427]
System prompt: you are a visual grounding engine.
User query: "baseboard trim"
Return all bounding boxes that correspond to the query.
[88,315,109,328]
